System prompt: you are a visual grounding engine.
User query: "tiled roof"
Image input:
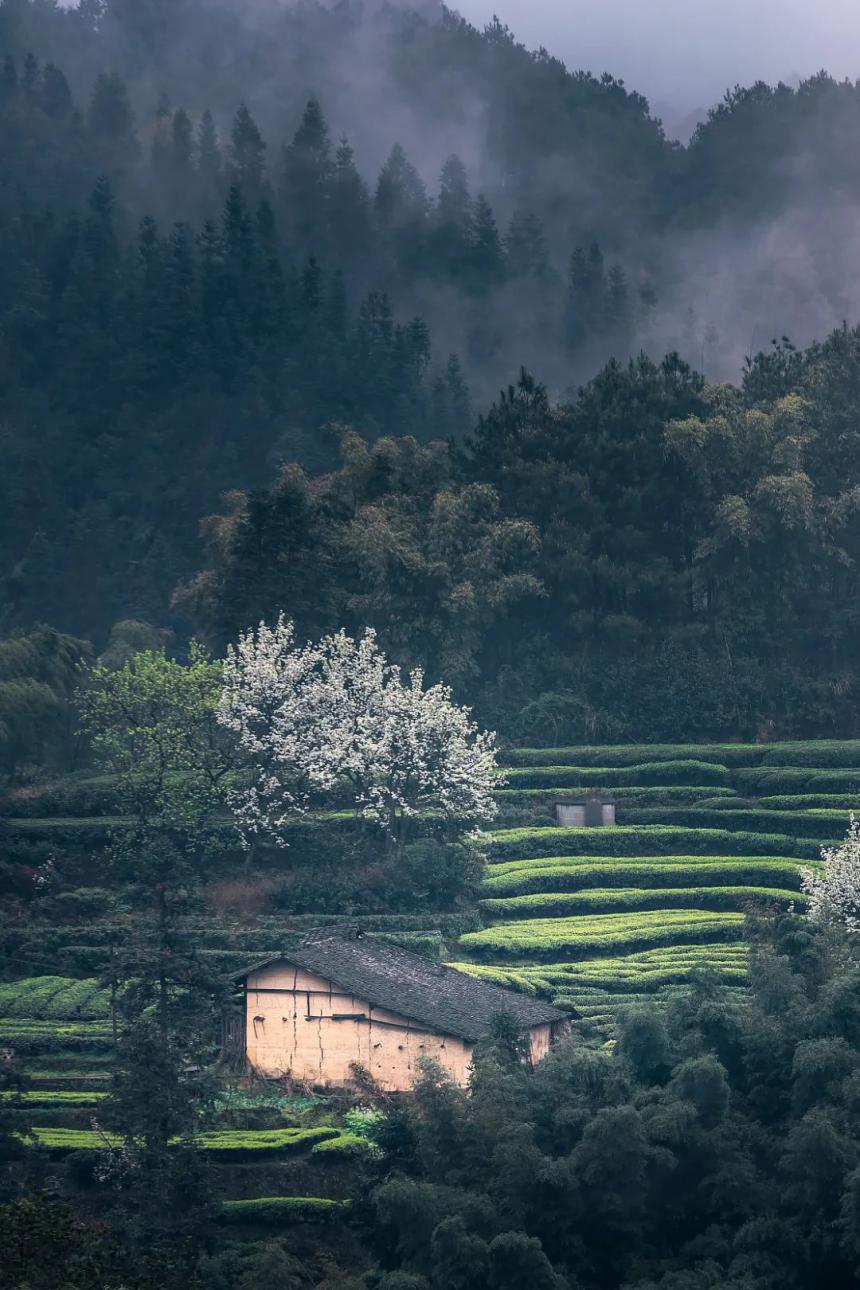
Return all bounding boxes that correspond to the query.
[231,927,568,1043]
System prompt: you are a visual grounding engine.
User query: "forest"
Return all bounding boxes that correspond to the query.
[4,2,860,1287]
[2,0,860,741]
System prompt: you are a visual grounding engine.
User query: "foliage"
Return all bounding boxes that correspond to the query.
[0,629,90,781]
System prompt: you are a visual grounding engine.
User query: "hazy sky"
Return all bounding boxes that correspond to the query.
[452,0,860,110]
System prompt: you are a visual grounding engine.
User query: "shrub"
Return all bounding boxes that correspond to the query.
[479,885,805,919]
[735,767,860,793]
[502,760,732,788]
[311,1132,381,1159]
[503,744,765,769]
[482,856,808,897]
[459,910,745,959]
[485,825,818,862]
[219,1197,344,1223]
[621,807,849,840]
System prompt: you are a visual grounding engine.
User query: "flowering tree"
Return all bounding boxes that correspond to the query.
[801,816,860,932]
[218,616,499,848]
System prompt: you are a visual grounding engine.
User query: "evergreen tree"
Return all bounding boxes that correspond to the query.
[431,153,472,279]
[281,96,333,253]
[328,136,374,274]
[504,211,551,282]
[468,193,504,294]
[375,143,429,276]
[230,102,266,203]
[88,71,139,180]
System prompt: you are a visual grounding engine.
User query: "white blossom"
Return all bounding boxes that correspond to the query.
[801,815,860,932]
[217,616,499,845]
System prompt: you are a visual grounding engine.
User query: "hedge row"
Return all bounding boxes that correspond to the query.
[485,825,818,862]
[502,760,732,788]
[734,768,860,793]
[459,909,745,959]
[0,1090,107,1105]
[219,1197,345,1223]
[621,807,849,840]
[453,942,749,993]
[503,741,860,770]
[482,857,809,897]
[479,885,805,919]
[495,786,738,807]
[30,1125,340,1157]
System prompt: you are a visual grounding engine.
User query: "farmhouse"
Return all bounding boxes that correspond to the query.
[230,926,569,1091]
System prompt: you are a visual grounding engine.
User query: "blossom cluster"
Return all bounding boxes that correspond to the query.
[801,815,860,932]
[218,615,499,844]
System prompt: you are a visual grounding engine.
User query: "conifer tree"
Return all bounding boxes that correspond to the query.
[281,96,333,252]
[230,102,266,202]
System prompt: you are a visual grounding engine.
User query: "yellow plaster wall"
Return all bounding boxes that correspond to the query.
[528,1022,553,1066]
[244,961,475,1091]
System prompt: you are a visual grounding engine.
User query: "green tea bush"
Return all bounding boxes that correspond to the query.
[759,742,860,767]
[219,1197,344,1223]
[485,825,817,862]
[503,744,766,769]
[193,1126,339,1157]
[311,1132,381,1159]
[30,1125,341,1157]
[0,1090,107,1105]
[758,795,860,810]
[495,786,739,806]
[480,885,804,918]
[502,761,732,788]
[459,909,745,959]
[504,740,860,770]
[621,807,849,839]
[735,767,860,793]
[482,857,808,897]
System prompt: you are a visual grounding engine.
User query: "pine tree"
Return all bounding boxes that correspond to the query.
[88,71,139,179]
[230,102,266,202]
[328,136,374,272]
[150,93,172,179]
[281,96,333,253]
[431,153,472,279]
[604,263,632,354]
[197,108,221,188]
[41,63,72,119]
[505,211,551,282]
[469,193,504,294]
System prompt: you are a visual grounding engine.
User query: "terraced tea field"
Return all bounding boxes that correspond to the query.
[454,739,858,1034]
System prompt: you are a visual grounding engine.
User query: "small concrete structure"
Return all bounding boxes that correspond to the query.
[556,796,616,828]
[230,927,570,1091]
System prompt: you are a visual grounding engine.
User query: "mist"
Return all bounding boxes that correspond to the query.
[453,0,860,118]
